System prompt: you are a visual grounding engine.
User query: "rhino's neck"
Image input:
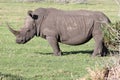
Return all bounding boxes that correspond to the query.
[35,9,49,37]
[36,16,46,37]
[36,22,40,37]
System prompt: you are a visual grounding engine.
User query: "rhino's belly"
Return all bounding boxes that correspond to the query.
[60,35,92,45]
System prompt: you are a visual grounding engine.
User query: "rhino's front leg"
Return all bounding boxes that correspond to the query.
[46,36,62,56]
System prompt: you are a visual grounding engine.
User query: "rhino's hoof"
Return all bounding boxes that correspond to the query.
[91,53,102,57]
[53,51,63,56]
[58,51,63,56]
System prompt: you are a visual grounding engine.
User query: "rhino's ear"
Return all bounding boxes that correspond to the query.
[28,10,38,20]
[28,10,33,18]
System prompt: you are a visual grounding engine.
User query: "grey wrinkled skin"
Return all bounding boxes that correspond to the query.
[8,8,111,56]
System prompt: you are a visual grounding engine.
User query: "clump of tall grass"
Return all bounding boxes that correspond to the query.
[78,56,120,80]
[101,21,120,55]
[87,57,120,80]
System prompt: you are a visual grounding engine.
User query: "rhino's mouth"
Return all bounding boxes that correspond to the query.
[16,34,34,44]
[16,40,26,44]
[16,38,28,44]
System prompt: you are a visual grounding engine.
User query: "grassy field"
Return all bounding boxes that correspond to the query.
[0,0,119,80]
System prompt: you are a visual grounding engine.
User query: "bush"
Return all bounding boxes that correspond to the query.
[101,21,120,55]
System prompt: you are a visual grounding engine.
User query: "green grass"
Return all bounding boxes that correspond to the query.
[0,0,119,80]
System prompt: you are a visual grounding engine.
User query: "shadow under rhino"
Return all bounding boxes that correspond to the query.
[35,50,93,56]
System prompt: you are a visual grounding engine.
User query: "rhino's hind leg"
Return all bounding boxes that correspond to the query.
[46,36,62,56]
[92,22,108,57]
[92,35,107,57]
[92,35,103,56]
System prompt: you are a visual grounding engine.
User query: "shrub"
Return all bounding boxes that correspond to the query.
[101,21,120,55]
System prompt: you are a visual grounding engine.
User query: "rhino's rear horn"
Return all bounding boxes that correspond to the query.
[6,23,20,36]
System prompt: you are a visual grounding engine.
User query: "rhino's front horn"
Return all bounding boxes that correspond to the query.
[6,23,20,36]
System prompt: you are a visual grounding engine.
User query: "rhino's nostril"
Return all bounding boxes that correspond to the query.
[21,39,23,42]
[16,39,24,44]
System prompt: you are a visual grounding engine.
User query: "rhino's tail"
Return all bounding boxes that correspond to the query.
[95,11,111,24]
[104,14,111,24]
[102,12,111,24]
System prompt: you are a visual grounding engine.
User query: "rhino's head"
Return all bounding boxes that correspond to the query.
[7,10,39,44]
